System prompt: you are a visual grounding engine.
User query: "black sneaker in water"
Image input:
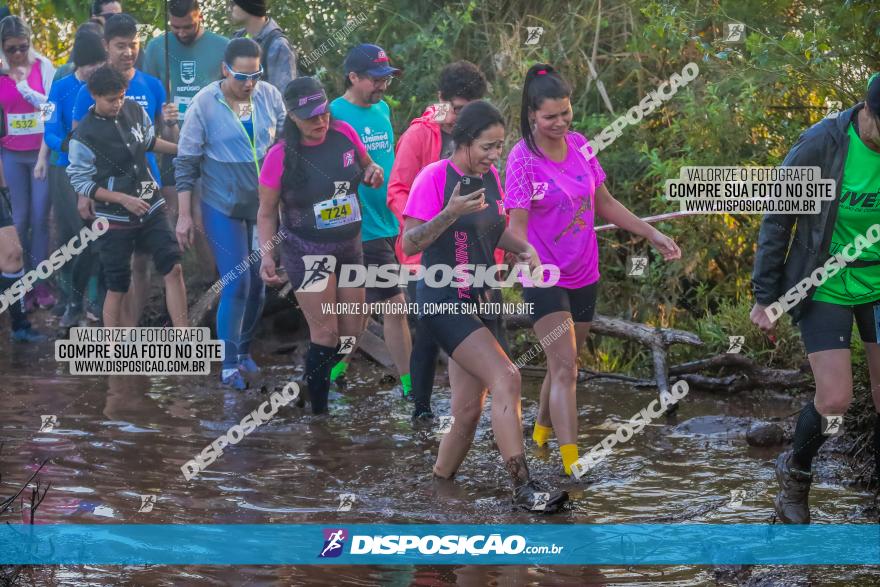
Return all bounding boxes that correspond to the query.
[411,411,435,430]
[774,450,812,524]
[512,480,569,514]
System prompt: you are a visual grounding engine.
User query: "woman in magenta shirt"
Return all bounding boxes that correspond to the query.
[0,16,56,309]
[403,100,569,513]
[504,64,681,477]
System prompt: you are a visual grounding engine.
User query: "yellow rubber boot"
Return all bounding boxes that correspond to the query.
[532,423,553,447]
[560,444,579,476]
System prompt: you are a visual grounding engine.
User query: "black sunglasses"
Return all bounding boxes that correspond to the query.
[4,43,29,55]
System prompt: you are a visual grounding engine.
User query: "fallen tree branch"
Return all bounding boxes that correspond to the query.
[1,445,51,587]
[509,312,701,399]
[671,353,761,374]
[358,318,396,369]
[510,313,807,393]
[187,286,220,328]
[670,353,811,391]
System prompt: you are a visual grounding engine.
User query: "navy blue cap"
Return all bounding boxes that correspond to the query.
[343,44,400,78]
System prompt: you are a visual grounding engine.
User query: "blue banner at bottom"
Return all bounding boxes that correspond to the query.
[2,524,880,565]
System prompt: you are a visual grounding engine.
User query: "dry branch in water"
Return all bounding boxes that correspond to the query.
[508,312,808,393]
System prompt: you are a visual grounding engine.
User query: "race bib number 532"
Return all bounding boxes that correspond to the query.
[7,112,44,136]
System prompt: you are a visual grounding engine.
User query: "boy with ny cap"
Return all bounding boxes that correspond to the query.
[72,13,179,327]
[229,0,296,93]
[329,44,412,398]
[67,65,186,328]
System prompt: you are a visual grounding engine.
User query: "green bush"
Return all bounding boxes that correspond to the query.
[31,0,874,377]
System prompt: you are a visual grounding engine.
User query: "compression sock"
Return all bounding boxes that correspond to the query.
[306,342,336,414]
[791,401,828,471]
[873,413,880,481]
[560,444,579,476]
[532,423,553,447]
[1,270,30,331]
[401,373,412,397]
[410,319,440,416]
[330,360,348,382]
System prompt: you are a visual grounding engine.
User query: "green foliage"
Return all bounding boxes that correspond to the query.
[687,298,803,367]
[26,0,880,376]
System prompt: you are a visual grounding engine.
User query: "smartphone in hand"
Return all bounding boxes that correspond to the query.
[460,175,484,196]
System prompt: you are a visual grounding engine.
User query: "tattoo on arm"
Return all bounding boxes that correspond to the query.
[405,209,457,253]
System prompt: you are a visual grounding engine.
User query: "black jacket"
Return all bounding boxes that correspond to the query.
[751,104,860,322]
[67,98,164,225]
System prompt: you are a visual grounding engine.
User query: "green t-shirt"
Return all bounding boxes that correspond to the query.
[812,123,880,305]
[329,96,399,241]
[142,30,228,120]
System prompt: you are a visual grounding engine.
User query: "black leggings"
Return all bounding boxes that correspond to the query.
[50,165,101,307]
[407,280,439,416]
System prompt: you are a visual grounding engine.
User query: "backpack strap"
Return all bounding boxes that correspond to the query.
[258,28,287,80]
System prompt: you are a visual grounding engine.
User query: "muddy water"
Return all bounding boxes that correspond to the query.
[3,330,880,586]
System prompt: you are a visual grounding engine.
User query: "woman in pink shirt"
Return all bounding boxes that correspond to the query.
[504,64,681,478]
[0,16,56,309]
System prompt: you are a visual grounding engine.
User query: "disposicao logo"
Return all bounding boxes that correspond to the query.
[319,528,348,558]
[323,532,530,556]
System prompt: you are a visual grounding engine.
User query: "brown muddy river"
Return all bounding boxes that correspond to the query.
[3,324,880,586]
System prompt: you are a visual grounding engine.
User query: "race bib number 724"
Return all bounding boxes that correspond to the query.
[313,193,361,230]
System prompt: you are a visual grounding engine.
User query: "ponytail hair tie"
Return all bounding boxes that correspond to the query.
[536,69,547,75]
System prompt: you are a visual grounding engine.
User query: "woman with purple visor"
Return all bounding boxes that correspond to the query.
[258,76,384,414]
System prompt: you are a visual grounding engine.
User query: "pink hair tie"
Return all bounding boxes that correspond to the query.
[536,69,547,75]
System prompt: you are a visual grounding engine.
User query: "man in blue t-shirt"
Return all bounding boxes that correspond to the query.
[72,13,179,327]
[329,43,412,398]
